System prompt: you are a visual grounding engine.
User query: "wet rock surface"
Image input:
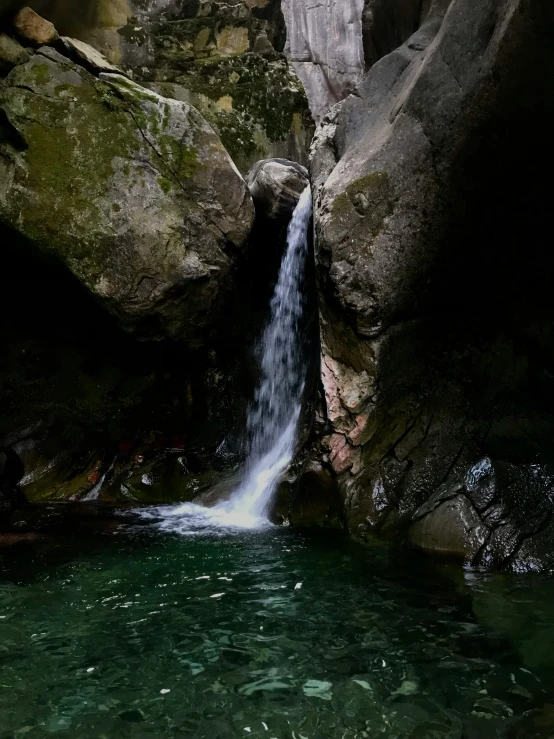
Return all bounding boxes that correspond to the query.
[410,458,554,572]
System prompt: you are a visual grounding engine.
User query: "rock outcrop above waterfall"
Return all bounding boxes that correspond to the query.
[13,6,56,44]
[0,45,254,342]
[281,0,436,123]
[246,158,309,220]
[2,1,313,171]
[282,0,366,123]
[310,0,554,570]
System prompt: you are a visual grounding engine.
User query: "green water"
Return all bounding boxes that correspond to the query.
[1,506,554,738]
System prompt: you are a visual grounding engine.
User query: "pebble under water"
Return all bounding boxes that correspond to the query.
[1,506,554,738]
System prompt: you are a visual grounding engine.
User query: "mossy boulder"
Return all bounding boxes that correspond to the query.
[0,46,254,342]
[11,0,312,172]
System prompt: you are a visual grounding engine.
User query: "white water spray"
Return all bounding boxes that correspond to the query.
[135,186,312,533]
[221,186,313,521]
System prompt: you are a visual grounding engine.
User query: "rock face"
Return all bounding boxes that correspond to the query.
[0,32,28,71]
[362,0,428,67]
[246,158,308,220]
[282,0,365,123]
[310,0,554,569]
[281,0,432,124]
[11,0,313,171]
[0,45,254,342]
[0,447,26,514]
[409,458,554,572]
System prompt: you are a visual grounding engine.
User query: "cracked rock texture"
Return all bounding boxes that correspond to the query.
[309,0,554,569]
[0,45,254,342]
[410,458,554,572]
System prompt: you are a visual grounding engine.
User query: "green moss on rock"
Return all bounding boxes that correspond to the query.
[150,53,311,170]
[332,171,393,243]
[158,176,172,193]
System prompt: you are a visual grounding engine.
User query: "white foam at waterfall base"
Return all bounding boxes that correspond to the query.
[138,186,313,534]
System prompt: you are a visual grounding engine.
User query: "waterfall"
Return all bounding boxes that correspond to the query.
[81,457,116,502]
[136,186,313,533]
[221,186,313,520]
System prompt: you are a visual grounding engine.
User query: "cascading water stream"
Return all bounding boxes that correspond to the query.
[221,185,313,520]
[137,186,312,533]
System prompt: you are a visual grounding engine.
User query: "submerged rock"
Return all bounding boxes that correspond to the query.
[0,46,254,342]
[246,158,309,219]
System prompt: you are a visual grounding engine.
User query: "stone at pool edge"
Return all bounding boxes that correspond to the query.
[13,7,58,46]
[407,457,554,571]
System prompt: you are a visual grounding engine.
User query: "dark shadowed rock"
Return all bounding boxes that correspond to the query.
[310,0,554,568]
[409,458,554,572]
[289,462,343,528]
[362,0,451,68]
[0,447,27,514]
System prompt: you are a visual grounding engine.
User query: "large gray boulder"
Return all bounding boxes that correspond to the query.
[0,45,254,342]
[310,0,554,568]
[246,158,309,219]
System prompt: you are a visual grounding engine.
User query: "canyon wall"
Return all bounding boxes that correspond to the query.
[307,0,554,571]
